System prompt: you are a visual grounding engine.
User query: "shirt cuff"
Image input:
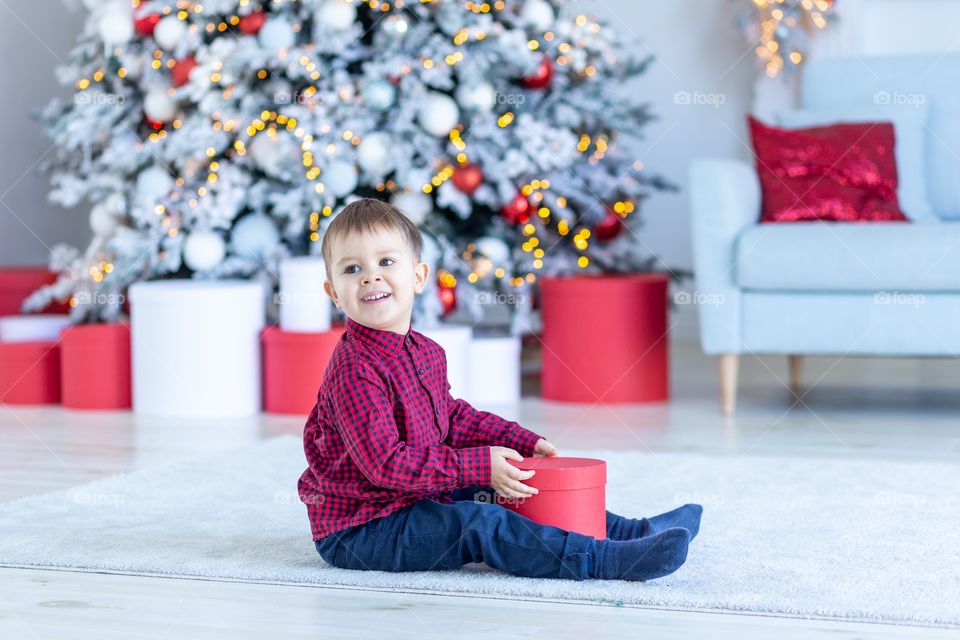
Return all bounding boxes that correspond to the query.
[503,426,544,458]
[456,446,491,487]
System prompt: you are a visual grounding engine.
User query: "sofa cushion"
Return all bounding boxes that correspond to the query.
[778,105,937,223]
[735,222,960,291]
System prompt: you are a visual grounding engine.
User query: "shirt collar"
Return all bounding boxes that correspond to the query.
[345,316,417,357]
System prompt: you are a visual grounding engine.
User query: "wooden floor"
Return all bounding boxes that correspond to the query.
[2,342,959,638]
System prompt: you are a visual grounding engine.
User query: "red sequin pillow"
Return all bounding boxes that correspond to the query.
[747,115,908,223]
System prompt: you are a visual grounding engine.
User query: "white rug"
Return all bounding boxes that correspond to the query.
[0,435,957,627]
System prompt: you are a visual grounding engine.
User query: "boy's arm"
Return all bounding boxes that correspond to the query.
[444,382,543,456]
[331,361,491,492]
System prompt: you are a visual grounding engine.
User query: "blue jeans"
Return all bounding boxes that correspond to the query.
[315,486,604,580]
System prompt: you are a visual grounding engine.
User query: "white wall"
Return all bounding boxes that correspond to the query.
[0,2,86,267]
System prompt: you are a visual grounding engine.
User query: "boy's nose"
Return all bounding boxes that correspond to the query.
[361,272,382,285]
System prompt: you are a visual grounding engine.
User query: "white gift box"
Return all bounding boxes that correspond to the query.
[416,323,472,400]
[278,257,331,332]
[129,280,265,418]
[0,314,71,343]
[466,334,521,421]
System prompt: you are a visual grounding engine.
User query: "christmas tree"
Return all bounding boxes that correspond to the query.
[26,0,671,326]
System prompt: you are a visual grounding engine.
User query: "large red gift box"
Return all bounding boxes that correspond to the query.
[262,325,344,415]
[0,340,61,405]
[60,323,131,410]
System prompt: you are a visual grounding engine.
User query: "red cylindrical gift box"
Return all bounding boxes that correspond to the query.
[503,456,607,539]
[60,323,131,410]
[262,325,344,415]
[0,267,69,316]
[0,340,61,404]
[540,273,669,403]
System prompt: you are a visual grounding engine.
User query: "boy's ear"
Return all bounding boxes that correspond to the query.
[413,260,430,294]
[323,278,341,309]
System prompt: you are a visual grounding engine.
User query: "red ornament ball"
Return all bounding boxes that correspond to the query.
[134,13,161,36]
[452,163,483,195]
[239,11,267,35]
[593,210,624,241]
[171,56,197,88]
[500,192,531,225]
[521,56,553,89]
[438,283,457,317]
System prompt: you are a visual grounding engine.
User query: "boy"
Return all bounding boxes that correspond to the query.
[298,198,702,581]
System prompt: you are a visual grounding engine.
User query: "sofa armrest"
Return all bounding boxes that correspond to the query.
[689,158,761,355]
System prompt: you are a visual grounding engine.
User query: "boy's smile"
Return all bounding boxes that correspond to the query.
[323,225,429,335]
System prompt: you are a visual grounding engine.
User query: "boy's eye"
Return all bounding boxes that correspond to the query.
[343,258,394,274]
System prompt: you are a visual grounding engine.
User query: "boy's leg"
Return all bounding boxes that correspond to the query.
[606,504,703,541]
[324,497,689,581]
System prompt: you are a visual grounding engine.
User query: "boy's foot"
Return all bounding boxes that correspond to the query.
[594,527,690,581]
[605,504,703,541]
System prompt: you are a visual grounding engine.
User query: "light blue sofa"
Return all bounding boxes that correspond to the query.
[690,54,960,415]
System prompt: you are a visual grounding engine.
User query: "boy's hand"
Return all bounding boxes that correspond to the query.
[533,438,559,457]
[489,446,538,500]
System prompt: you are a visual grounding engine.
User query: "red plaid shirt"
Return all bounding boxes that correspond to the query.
[298,317,543,540]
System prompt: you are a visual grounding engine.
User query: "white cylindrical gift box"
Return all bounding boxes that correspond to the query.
[466,334,521,407]
[129,280,265,418]
[416,323,472,400]
[0,314,71,342]
[278,257,331,332]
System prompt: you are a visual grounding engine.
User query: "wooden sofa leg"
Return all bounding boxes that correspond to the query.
[718,354,739,416]
[787,355,803,397]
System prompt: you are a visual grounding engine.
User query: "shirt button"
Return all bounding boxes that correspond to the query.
[417,367,425,374]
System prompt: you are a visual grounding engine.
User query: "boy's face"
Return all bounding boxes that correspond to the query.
[323,225,429,334]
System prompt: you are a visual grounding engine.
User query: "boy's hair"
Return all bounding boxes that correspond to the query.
[320,198,424,280]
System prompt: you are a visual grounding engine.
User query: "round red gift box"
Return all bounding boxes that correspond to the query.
[60,323,131,410]
[503,456,607,539]
[0,267,68,316]
[540,273,669,404]
[262,325,344,415]
[0,340,61,405]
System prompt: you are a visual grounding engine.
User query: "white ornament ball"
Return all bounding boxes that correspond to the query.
[418,92,460,137]
[356,133,395,176]
[317,0,356,31]
[90,202,121,236]
[391,191,432,225]
[324,161,358,198]
[231,213,281,260]
[103,191,127,215]
[135,166,175,209]
[363,80,396,111]
[382,14,409,40]
[249,133,296,178]
[154,15,187,50]
[258,17,295,51]
[522,0,555,31]
[183,230,226,271]
[98,3,133,47]
[476,236,510,264]
[455,81,497,112]
[143,87,177,122]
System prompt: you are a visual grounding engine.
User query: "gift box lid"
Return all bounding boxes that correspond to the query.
[261,324,345,345]
[60,322,129,348]
[508,456,606,491]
